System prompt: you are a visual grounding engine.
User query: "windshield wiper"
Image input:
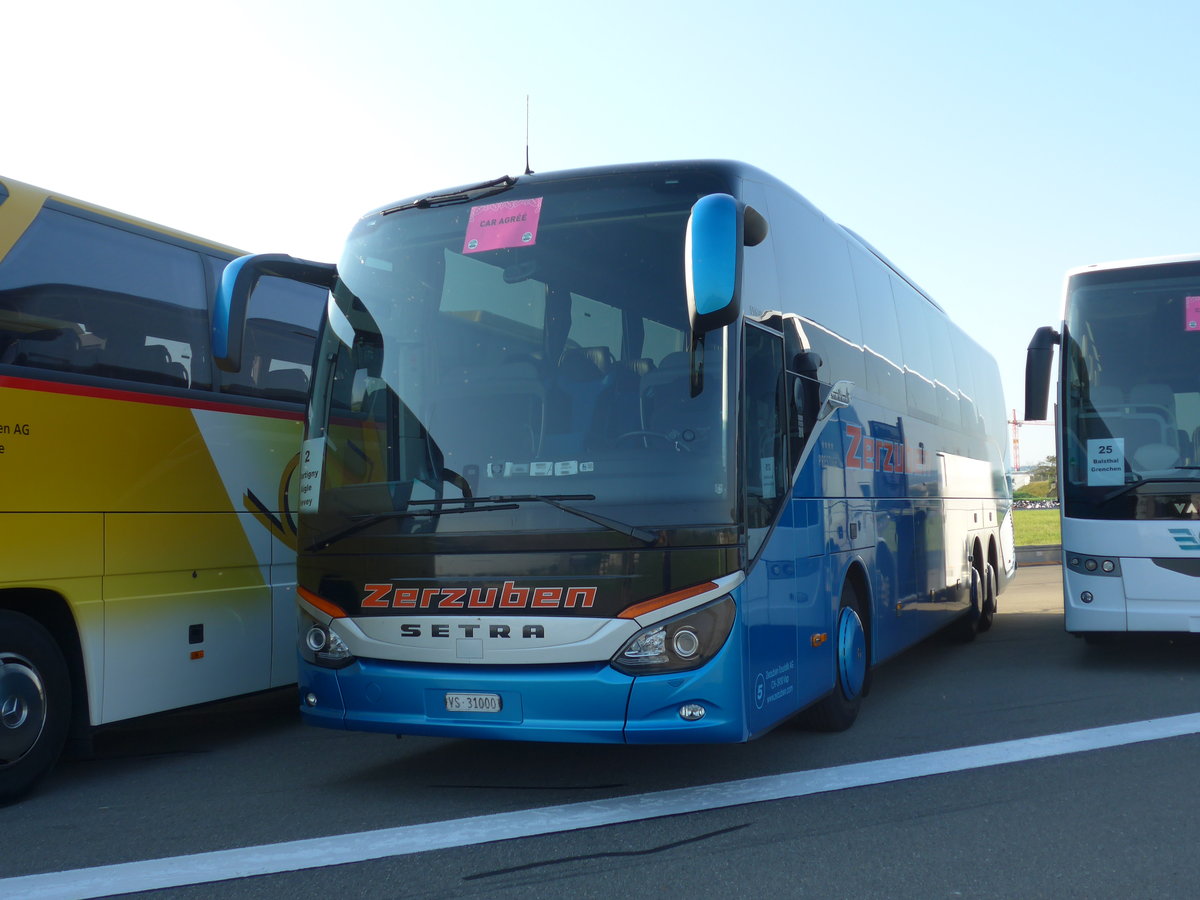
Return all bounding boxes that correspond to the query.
[472,494,660,545]
[382,175,517,214]
[307,493,658,551]
[1100,469,1200,504]
[306,502,519,552]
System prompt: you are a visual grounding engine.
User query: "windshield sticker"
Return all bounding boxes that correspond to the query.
[299,437,325,512]
[1187,296,1200,332]
[1086,438,1124,486]
[486,460,593,478]
[463,197,543,254]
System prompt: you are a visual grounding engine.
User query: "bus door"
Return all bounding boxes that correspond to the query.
[743,322,808,732]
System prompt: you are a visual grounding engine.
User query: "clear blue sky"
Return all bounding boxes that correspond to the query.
[8,0,1199,465]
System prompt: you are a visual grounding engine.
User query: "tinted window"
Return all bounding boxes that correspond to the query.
[0,206,208,389]
[950,325,983,436]
[209,256,323,404]
[744,324,788,557]
[849,241,905,409]
[892,276,937,422]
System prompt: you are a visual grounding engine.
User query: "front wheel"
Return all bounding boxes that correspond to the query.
[803,582,868,732]
[0,611,71,805]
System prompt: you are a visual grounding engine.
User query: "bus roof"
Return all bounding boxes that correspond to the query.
[361,159,947,314]
[1065,251,1200,278]
[0,174,245,258]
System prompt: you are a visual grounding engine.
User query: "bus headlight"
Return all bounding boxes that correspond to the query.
[298,610,355,668]
[611,596,735,675]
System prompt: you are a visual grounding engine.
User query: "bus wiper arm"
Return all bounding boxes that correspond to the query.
[465,493,660,545]
[307,503,520,551]
[1100,470,1200,504]
[382,176,517,214]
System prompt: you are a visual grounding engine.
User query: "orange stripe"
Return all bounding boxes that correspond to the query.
[298,586,346,619]
[617,581,720,620]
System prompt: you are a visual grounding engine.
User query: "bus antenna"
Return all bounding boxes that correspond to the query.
[524,95,534,175]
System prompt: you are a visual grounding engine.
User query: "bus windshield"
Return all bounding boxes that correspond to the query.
[1062,261,1200,520]
[303,171,736,545]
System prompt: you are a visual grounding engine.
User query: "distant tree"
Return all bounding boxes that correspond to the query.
[1030,455,1057,490]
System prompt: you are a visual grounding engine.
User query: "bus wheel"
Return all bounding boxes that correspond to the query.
[803,583,867,732]
[950,562,985,643]
[0,611,71,805]
[976,563,997,634]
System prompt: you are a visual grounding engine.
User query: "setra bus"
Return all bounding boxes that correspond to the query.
[1026,253,1200,637]
[0,176,324,802]
[215,160,1014,745]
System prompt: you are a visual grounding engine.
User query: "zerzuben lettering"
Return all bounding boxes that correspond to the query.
[361,581,596,610]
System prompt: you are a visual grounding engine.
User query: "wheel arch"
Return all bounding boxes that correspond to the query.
[0,588,91,740]
[987,536,1001,588]
[841,558,873,662]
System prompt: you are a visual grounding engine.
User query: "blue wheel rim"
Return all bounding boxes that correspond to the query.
[837,607,866,700]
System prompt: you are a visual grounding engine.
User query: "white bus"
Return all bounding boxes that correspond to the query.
[1026,253,1200,637]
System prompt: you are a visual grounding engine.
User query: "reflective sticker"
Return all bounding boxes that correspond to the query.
[760,456,776,498]
[463,198,542,254]
[486,460,593,477]
[1187,296,1200,332]
[299,437,325,512]
[1087,438,1124,486]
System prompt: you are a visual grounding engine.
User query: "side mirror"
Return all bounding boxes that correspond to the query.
[684,194,768,336]
[213,253,337,372]
[792,350,822,379]
[1024,325,1060,421]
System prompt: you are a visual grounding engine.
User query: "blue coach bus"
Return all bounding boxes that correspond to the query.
[214,160,1014,743]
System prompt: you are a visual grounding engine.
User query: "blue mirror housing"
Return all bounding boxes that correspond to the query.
[685,194,766,335]
[212,253,337,372]
[685,193,738,334]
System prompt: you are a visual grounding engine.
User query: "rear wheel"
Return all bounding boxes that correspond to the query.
[0,611,71,805]
[804,582,868,732]
[951,556,996,642]
[976,562,997,633]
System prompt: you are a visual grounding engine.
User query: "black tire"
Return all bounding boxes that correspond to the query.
[803,581,868,732]
[976,563,997,634]
[0,610,71,805]
[949,563,983,643]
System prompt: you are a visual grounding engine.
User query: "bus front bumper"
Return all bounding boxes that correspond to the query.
[297,656,749,744]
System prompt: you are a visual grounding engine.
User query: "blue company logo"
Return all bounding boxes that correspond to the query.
[1168,528,1200,551]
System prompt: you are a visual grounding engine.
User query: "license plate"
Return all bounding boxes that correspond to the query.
[444,692,502,713]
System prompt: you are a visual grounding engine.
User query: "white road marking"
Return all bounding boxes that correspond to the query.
[6,711,1200,899]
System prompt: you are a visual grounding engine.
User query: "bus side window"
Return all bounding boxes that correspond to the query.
[0,206,209,389]
[210,268,321,404]
[0,320,82,371]
[744,323,788,557]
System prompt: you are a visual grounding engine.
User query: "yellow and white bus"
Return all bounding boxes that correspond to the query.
[0,176,324,803]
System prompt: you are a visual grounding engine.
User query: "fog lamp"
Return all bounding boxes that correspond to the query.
[305,626,328,653]
[679,703,706,722]
[299,612,355,668]
[671,627,701,659]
